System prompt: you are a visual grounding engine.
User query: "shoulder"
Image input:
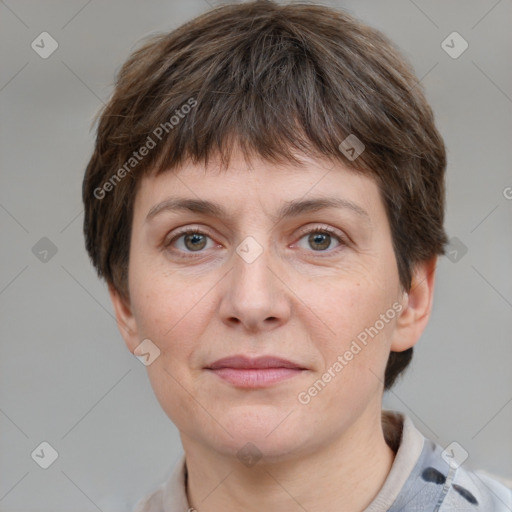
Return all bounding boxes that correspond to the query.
[383,412,512,512]
[132,454,189,512]
[398,435,512,511]
[132,483,165,512]
[442,465,512,511]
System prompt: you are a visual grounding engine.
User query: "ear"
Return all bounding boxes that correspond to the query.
[108,284,140,354]
[390,256,438,352]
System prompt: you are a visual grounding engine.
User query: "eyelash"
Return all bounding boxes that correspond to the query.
[164,225,347,259]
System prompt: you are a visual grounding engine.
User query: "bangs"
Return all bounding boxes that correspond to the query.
[100,4,423,183]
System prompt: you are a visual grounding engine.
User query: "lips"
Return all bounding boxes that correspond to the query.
[206,355,306,370]
[205,355,307,388]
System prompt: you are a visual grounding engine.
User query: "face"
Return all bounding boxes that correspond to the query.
[113,150,421,462]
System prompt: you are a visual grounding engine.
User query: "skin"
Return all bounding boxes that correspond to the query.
[109,148,437,512]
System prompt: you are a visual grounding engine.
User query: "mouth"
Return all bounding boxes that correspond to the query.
[205,355,308,388]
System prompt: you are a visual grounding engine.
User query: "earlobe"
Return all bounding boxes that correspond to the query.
[108,284,139,353]
[390,256,438,352]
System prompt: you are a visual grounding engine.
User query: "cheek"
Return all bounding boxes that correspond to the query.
[299,281,397,412]
[130,274,212,422]
[309,267,394,326]
[299,272,397,369]
[130,269,216,360]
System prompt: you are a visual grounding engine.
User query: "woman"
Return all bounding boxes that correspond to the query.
[82,1,512,510]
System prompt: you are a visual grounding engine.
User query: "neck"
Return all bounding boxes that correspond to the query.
[182,409,396,512]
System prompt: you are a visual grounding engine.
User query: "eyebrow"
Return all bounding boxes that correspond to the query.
[145,197,371,225]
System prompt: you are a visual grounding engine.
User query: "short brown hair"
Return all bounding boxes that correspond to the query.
[82,0,447,390]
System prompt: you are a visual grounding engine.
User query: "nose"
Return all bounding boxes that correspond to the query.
[218,239,292,333]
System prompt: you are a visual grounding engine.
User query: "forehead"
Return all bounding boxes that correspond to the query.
[133,151,385,229]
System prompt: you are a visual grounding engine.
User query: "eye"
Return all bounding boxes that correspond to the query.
[165,228,216,256]
[164,225,346,259]
[295,226,345,253]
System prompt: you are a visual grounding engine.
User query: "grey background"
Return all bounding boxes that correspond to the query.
[1,0,511,510]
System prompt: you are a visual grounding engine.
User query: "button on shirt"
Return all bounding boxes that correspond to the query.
[133,410,512,511]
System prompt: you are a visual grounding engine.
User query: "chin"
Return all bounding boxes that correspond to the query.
[206,415,311,463]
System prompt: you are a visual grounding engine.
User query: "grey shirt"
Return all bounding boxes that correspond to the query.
[134,410,512,511]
